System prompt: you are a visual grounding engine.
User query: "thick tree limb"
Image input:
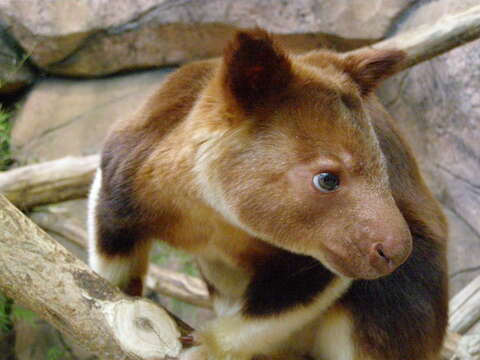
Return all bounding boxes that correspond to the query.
[354,4,480,73]
[0,194,182,360]
[0,155,98,210]
[29,207,212,309]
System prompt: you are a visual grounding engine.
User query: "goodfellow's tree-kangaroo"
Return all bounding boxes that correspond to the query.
[88,29,447,360]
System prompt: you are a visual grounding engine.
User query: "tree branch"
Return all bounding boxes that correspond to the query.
[0,194,183,360]
[0,155,98,210]
[352,4,480,73]
[450,274,480,334]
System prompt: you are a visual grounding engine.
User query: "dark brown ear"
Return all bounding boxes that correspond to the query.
[343,49,405,96]
[223,29,292,112]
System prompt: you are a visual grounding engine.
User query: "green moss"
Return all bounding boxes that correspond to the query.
[0,106,13,171]
[0,294,14,333]
[0,293,37,333]
[45,346,66,360]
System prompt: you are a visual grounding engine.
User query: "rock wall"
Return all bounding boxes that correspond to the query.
[1,0,479,299]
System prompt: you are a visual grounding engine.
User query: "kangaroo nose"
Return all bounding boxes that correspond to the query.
[369,242,394,275]
[374,243,390,262]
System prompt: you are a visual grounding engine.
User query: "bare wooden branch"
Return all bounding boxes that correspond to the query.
[441,272,480,359]
[351,4,480,73]
[0,194,182,360]
[29,206,88,245]
[0,155,99,210]
[147,266,211,309]
[450,274,480,335]
[29,205,212,309]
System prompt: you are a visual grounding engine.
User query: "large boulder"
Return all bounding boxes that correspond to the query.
[378,0,480,295]
[0,0,416,76]
[11,68,172,163]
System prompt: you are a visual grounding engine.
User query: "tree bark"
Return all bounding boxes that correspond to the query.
[0,194,182,360]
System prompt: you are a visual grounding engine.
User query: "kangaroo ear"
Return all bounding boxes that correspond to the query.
[343,49,405,96]
[222,29,292,112]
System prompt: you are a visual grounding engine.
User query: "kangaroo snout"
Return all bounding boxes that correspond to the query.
[359,211,413,279]
[318,197,413,280]
[368,231,412,277]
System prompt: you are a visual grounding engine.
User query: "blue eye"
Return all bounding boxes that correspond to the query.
[312,173,340,192]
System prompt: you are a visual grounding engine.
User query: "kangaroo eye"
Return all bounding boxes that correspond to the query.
[312,173,340,192]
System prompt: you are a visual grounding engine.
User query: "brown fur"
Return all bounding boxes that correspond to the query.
[89,29,448,359]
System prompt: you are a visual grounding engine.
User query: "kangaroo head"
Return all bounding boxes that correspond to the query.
[194,30,411,279]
